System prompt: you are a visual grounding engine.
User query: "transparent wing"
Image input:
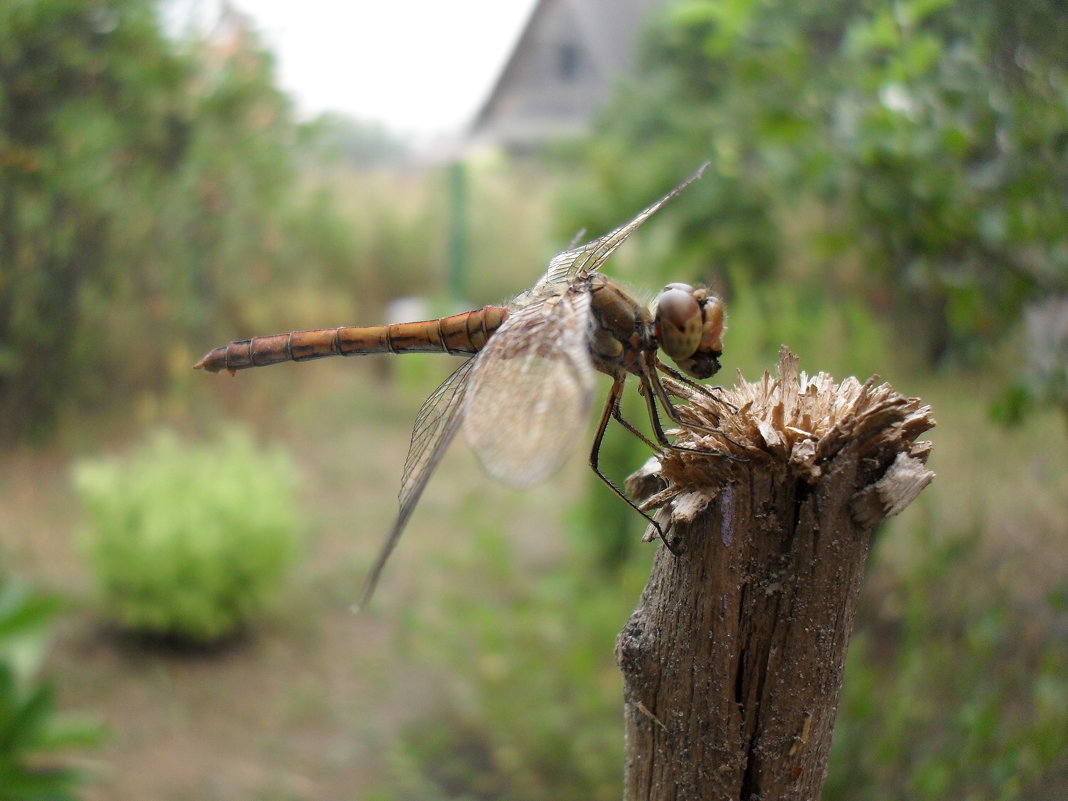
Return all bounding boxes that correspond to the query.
[356,358,475,608]
[463,287,596,488]
[534,162,709,292]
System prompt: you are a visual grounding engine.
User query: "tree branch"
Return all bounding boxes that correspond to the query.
[618,348,936,801]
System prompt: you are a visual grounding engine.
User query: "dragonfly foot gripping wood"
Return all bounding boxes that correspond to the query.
[618,347,936,801]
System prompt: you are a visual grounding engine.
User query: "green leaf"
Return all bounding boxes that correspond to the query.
[0,682,54,755]
[0,584,63,647]
[0,763,82,801]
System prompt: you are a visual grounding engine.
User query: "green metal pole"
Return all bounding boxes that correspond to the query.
[446,160,468,306]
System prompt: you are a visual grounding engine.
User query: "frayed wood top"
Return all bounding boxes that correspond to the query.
[631,347,936,530]
[618,347,936,800]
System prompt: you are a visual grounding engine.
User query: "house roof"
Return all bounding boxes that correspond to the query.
[469,0,669,150]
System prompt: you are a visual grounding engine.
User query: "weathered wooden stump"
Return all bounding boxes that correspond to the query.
[618,348,936,801]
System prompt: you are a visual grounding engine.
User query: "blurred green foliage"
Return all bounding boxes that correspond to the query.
[828,529,1068,800]
[556,0,1068,391]
[381,521,646,801]
[0,0,287,439]
[0,0,432,443]
[0,577,102,801]
[74,428,302,643]
[300,112,410,169]
[378,510,1068,801]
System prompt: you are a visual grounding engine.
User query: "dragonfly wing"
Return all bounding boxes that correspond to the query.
[535,162,710,290]
[356,357,475,608]
[463,287,596,488]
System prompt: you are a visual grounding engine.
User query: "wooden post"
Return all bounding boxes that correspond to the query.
[618,349,936,801]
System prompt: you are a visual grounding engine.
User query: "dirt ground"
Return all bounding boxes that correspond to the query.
[2,356,583,801]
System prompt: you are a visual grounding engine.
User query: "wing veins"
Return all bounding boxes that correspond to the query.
[357,358,475,608]
[537,162,709,289]
[462,287,595,488]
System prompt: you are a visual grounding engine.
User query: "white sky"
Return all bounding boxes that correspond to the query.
[168,0,538,138]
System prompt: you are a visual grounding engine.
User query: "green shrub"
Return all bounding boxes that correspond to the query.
[74,428,302,644]
[0,577,103,801]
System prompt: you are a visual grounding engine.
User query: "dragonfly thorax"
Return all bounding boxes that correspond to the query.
[584,274,659,377]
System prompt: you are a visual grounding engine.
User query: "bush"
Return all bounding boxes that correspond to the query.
[0,577,102,801]
[74,428,302,644]
[567,0,1068,394]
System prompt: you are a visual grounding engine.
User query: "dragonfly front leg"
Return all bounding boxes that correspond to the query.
[590,378,681,556]
[617,363,737,461]
[643,364,745,458]
[656,360,739,413]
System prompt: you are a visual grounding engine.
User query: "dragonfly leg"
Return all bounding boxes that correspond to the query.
[656,360,739,413]
[590,378,681,556]
[610,385,729,467]
[634,370,677,449]
[644,365,748,459]
[607,400,659,452]
[630,365,721,458]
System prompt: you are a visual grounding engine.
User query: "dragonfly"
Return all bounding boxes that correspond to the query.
[195,163,728,607]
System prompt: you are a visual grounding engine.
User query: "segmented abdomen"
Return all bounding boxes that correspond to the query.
[193,306,509,373]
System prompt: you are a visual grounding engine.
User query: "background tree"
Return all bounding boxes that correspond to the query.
[559,0,1068,386]
[0,0,183,439]
[0,0,315,441]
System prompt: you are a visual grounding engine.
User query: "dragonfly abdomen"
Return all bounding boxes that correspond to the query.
[193,306,509,373]
[383,306,508,355]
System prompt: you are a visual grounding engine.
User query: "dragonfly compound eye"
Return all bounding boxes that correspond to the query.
[655,285,703,363]
[674,292,725,380]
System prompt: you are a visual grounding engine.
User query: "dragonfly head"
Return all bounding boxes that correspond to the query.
[654,283,725,380]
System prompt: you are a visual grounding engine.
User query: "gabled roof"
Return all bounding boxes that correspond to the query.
[470,0,669,150]
[564,0,668,75]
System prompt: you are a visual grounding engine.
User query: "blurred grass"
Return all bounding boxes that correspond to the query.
[0,162,1064,800]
